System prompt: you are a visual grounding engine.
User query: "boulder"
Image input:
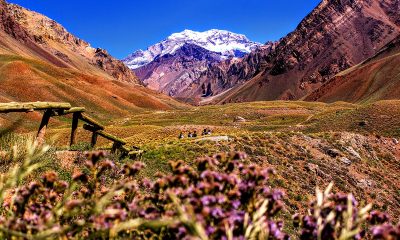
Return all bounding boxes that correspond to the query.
[345,146,362,160]
[234,116,246,123]
[358,120,368,127]
[357,178,375,189]
[326,148,341,158]
[339,157,352,166]
[305,163,330,179]
[305,163,319,172]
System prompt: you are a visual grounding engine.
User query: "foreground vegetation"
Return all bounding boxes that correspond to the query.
[0,100,399,239]
[0,140,398,239]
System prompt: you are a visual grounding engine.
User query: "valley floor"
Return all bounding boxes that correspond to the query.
[1,100,400,221]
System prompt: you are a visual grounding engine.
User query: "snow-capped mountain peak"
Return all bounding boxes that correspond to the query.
[123,29,261,69]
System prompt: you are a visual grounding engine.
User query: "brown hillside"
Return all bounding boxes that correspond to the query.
[215,0,400,104]
[0,55,185,120]
[305,35,400,103]
[0,0,185,121]
[1,3,138,83]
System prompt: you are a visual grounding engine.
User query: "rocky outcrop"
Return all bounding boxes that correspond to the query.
[216,0,400,104]
[92,48,138,83]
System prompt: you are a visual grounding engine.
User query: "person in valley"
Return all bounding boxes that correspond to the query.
[178,132,184,139]
[188,131,193,138]
[202,129,207,136]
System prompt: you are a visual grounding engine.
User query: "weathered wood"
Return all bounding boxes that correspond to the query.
[69,112,80,147]
[83,124,127,145]
[0,102,71,113]
[119,146,143,159]
[53,107,86,116]
[79,114,105,130]
[120,145,131,153]
[1,102,138,160]
[63,107,86,114]
[36,110,53,145]
[91,132,98,147]
[111,142,122,154]
[129,150,144,155]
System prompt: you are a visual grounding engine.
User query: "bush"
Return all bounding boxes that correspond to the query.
[0,142,398,240]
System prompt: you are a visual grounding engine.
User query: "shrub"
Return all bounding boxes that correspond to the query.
[0,141,398,240]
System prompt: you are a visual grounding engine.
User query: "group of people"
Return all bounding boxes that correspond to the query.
[178,128,212,139]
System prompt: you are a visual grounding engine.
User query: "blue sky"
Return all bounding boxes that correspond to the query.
[8,0,321,59]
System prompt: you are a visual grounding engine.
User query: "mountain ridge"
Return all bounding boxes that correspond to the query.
[4,3,139,83]
[133,43,224,100]
[213,0,400,104]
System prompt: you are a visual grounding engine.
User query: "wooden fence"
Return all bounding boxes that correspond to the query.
[0,102,142,158]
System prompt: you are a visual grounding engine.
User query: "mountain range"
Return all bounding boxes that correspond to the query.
[306,34,400,103]
[1,0,400,110]
[123,29,261,69]
[123,29,262,102]
[123,0,400,105]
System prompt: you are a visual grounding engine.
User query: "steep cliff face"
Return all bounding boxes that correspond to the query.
[305,34,400,103]
[1,3,138,83]
[216,0,400,103]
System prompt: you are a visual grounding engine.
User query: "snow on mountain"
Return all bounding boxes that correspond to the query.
[123,29,261,69]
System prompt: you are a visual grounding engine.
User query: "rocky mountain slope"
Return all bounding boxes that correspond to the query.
[133,43,224,100]
[213,0,400,104]
[123,30,262,102]
[305,34,400,103]
[0,0,185,119]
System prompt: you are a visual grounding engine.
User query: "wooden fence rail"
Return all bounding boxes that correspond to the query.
[0,102,140,158]
[0,102,71,113]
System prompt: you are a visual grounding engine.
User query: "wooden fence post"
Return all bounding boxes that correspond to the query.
[36,110,52,145]
[70,112,80,147]
[111,142,121,154]
[91,132,98,147]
